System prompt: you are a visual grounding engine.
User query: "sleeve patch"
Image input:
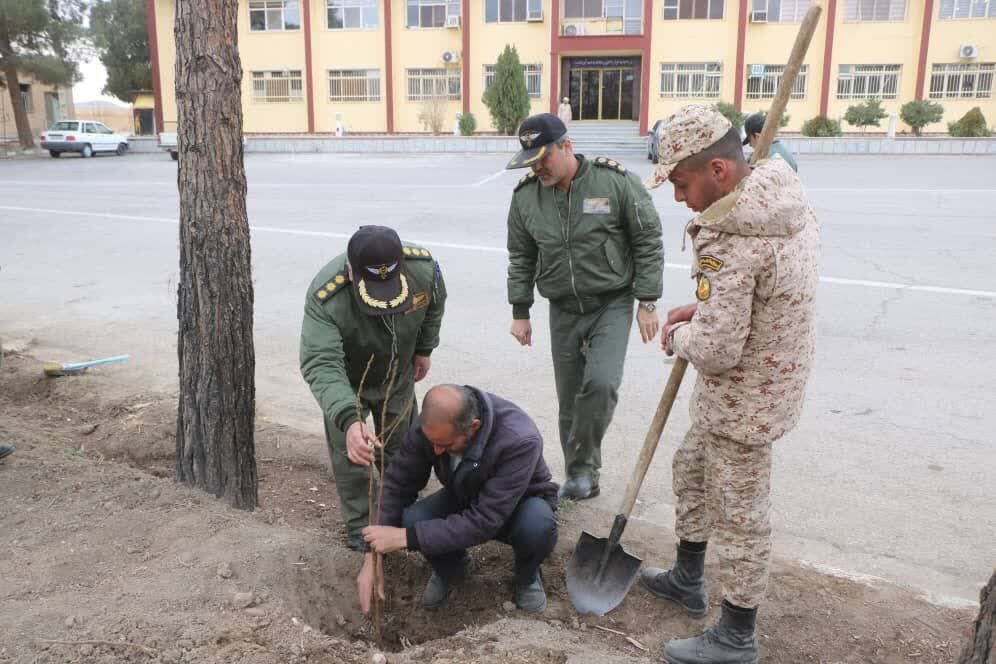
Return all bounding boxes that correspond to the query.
[698,255,725,272]
[514,171,538,192]
[696,274,712,301]
[593,156,627,174]
[315,271,350,302]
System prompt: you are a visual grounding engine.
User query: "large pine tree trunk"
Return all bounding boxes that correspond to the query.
[173,0,256,510]
[960,569,996,664]
[1,60,37,149]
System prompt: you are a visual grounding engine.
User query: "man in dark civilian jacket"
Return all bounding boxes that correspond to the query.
[357,384,559,614]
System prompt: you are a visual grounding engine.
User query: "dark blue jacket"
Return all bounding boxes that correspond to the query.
[378,387,558,557]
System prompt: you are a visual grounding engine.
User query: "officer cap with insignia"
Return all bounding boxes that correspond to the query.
[347,225,414,316]
[506,113,567,170]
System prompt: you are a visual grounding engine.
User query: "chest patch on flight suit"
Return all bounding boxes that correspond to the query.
[583,198,611,214]
[406,291,429,314]
[696,274,712,301]
[698,255,724,272]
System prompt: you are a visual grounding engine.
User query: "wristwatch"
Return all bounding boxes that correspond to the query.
[638,301,657,313]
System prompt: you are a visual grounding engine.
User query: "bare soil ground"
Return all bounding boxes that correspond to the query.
[0,349,979,664]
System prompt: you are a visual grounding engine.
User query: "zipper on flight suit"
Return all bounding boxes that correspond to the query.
[563,187,585,314]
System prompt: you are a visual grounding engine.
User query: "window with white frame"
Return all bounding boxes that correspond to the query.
[750,0,811,22]
[483,63,543,97]
[844,0,905,20]
[407,0,460,27]
[249,0,301,30]
[251,70,304,102]
[745,64,808,99]
[660,63,722,97]
[929,63,995,98]
[836,64,901,99]
[328,70,381,101]
[564,0,603,18]
[939,0,996,18]
[662,0,725,19]
[327,0,379,28]
[485,0,543,21]
[407,68,462,100]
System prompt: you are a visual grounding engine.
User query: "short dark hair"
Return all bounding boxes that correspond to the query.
[680,127,746,171]
[452,386,480,435]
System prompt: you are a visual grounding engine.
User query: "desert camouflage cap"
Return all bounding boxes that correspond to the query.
[645,104,733,189]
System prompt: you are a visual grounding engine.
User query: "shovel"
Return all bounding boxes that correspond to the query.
[567,357,689,616]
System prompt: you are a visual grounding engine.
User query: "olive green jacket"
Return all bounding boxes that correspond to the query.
[299,246,446,432]
[506,155,664,318]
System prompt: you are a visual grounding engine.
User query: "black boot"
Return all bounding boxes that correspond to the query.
[639,541,708,618]
[663,600,758,664]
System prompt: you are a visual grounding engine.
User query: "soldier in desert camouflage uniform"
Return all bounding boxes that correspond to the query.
[640,104,819,664]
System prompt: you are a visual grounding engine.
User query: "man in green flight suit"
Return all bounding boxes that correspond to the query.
[505,113,664,500]
[300,225,447,550]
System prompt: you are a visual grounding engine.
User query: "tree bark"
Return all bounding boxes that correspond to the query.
[174,0,256,510]
[1,60,37,150]
[960,569,996,664]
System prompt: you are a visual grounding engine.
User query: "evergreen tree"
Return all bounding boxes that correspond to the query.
[90,0,152,102]
[899,100,943,137]
[482,44,530,135]
[843,98,888,132]
[0,0,85,148]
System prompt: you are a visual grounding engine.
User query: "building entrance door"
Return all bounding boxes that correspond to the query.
[569,67,636,120]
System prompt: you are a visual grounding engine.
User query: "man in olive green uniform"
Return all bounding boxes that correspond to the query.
[505,113,664,500]
[300,225,446,550]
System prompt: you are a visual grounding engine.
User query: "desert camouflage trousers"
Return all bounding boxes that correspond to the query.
[673,425,773,608]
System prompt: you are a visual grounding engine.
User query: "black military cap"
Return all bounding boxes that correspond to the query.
[347,225,413,316]
[743,113,765,145]
[506,113,567,169]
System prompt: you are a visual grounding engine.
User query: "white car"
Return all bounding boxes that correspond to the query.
[39,120,129,158]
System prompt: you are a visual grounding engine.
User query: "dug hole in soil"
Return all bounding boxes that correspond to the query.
[0,348,980,664]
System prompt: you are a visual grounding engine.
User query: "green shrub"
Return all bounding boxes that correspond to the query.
[801,115,842,137]
[715,102,745,129]
[899,100,943,137]
[482,45,531,135]
[843,98,888,131]
[458,112,477,136]
[948,107,991,137]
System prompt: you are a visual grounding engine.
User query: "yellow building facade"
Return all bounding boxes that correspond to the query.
[149,0,996,135]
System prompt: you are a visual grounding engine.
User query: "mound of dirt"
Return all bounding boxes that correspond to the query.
[0,352,978,664]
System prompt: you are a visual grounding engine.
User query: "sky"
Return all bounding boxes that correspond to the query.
[73,58,129,106]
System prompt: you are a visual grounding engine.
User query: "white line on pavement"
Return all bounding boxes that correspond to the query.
[474,170,510,187]
[3,205,995,299]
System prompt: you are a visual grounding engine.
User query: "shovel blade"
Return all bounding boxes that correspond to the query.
[566,530,642,616]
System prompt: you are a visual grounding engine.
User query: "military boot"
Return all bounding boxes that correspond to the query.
[639,541,708,618]
[663,600,758,664]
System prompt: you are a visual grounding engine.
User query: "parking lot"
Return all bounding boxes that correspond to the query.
[1,149,994,606]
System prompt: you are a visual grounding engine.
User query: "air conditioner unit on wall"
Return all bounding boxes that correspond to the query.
[959,44,979,59]
[748,64,766,78]
[445,14,461,28]
[750,10,767,22]
[563,23,586,36]
[442,50,460,64]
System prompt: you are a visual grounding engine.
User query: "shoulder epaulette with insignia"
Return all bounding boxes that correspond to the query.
[514,171,538,192]
[593,156,627,174]
[402,244,433,261]
[314,270,350,302]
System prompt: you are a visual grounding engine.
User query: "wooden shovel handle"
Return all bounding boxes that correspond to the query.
[753,4,823,161]
[619,357,689,518]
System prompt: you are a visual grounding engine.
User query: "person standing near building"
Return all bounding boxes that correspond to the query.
[300,225,447,551]
[558,97,573,126]
[743,112,798,172]
[504,113,664,501]
[641,104,818,663]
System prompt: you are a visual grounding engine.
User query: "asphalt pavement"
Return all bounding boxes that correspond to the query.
[1,149,994,606]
